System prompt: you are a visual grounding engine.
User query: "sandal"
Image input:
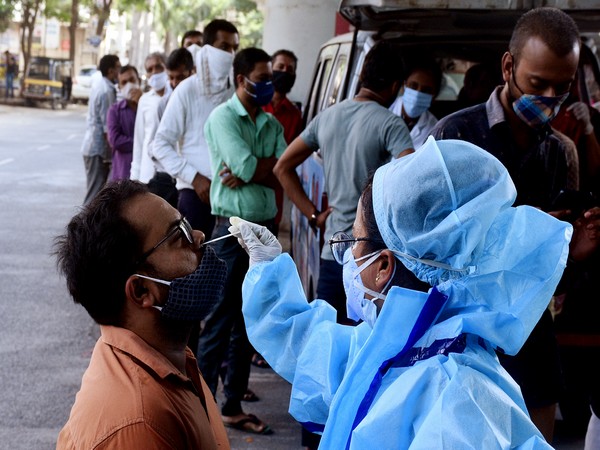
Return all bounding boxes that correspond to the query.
[251,353,271,369]
[243,388,260,402]
[222,413,273,435]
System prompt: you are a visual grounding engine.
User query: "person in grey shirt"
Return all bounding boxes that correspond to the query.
[274,41,413,322]
[81,54,120,205]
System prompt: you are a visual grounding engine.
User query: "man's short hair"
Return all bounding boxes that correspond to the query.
[119,64,139,78]
[233,47,271,87]
[181,30,203,47]
[166,47,194,72]
[145,52,166,67]
[54,181,149,326]
[202,19,238,46]
[272,49,298,67]
[360,41,404,92]
[98,54,120,77]
[509,7,580,64]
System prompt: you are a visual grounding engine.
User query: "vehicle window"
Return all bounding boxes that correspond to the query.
[80,68,96,77]
[28,62,49,79]
[325,43,351,107]
[316,59,334,112]
[305,45,338,123]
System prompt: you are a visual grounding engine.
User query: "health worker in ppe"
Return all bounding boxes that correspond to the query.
[230,137,571,449]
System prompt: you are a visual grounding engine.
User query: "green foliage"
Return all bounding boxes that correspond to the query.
[0,0,17,33]
[44,0,71,22]
[154,0,264,49]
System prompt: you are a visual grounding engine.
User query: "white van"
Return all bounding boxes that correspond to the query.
[291,0,600,300]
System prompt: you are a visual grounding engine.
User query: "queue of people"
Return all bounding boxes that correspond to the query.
[59,6,600,449]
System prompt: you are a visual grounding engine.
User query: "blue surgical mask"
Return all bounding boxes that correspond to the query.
[402,87,433,119]
[244,77,275,106]
[343,250,396,328]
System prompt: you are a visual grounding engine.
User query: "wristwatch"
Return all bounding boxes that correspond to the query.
[308,211,319,228]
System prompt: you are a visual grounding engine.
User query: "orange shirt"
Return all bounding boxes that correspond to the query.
[57,325,229,450]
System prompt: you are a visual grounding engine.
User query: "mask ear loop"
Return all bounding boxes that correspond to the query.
[134,274,170,312]
[352,251,392,301]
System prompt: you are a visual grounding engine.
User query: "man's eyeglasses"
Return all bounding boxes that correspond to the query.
[328,231,378,265]
[137,217,194,265]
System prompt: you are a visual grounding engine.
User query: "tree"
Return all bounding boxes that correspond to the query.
[69,0,79,62]
[0,0,17,33]
[18,0,43,92]
[153,0,263,52]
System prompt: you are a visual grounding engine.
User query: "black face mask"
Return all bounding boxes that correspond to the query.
[272,71,296,94]
[135,245,227,322]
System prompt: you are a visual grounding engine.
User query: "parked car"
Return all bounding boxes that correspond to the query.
[71,64,98,103]
[291,0,600,301]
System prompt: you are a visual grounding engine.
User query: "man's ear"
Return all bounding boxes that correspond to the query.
[501,51,513,84]
[235,73,246,89]
[125,275,160,309]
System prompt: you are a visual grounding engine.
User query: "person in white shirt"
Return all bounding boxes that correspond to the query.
[152,19,239,240]
[131,52,167,184]
[389,57,442,148]
[142,49,195,208]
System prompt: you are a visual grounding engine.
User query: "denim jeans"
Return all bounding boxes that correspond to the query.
[5,72,14,98]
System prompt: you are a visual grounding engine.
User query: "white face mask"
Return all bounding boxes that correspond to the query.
[148,71,168,92]
[120,82,140,101]
[197,45,234,82]
[343,250,396,327]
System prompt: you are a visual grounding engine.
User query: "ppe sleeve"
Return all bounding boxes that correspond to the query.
[242,253,367,426]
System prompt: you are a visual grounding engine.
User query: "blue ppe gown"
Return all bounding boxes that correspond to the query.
[242,204,570,449]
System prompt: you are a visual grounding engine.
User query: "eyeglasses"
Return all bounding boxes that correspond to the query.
[328,231,378,265]
[137,217,194,265]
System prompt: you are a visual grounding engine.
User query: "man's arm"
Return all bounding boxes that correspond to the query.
[383,114,414,158]
[273,137,330,227]
[152,85,211,202]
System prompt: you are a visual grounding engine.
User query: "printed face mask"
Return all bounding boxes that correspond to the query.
[135,245,227,321]
[148,71,168,92]
[244,77,275,106]
[402,87,433,119]
[510,69,569,130]
[272,70,296,94]
[343,250,396,328]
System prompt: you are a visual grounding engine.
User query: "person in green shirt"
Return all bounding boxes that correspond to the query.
[199,47,286,434]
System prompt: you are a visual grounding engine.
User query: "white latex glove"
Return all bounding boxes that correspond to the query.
[228,216,282,266]
[567,102,594,135]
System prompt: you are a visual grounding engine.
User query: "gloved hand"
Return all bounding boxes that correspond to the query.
[228,216,282,266]
[567,102,594,135]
